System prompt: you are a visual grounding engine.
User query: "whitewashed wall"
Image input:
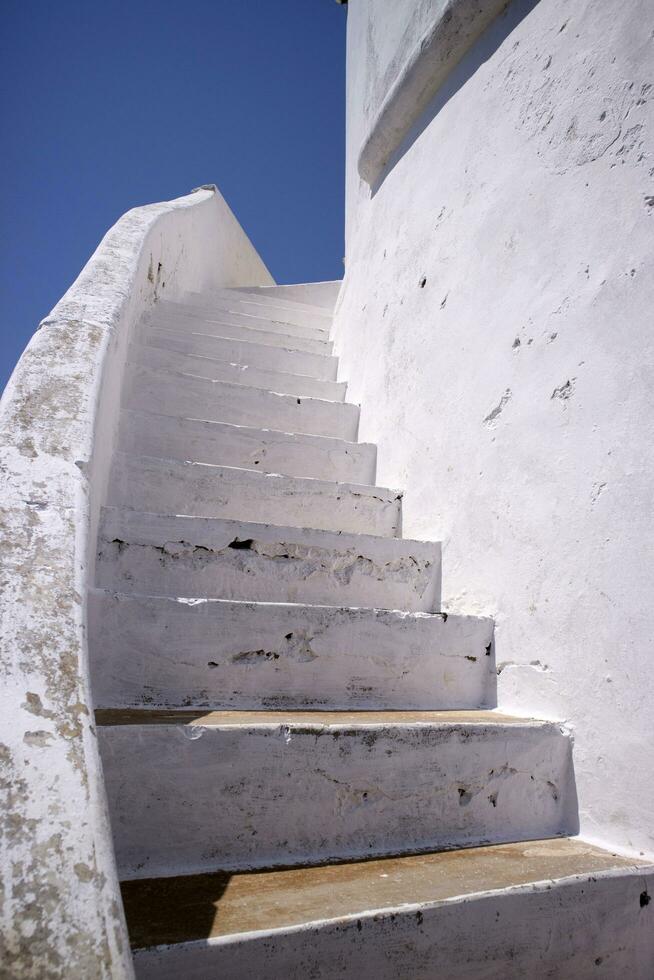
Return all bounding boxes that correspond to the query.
[0,187,273,977]
[334,0,654,858]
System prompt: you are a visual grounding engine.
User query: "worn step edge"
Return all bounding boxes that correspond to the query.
[88,591,495,712]
[96,507,441,610]
[95,707,544,728]
[97,708,576,878]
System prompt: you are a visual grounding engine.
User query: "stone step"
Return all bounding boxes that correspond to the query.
[88,591,494,711]
[141,328,338,381]
[106,454,402,536]
[122,365,359,441]
[95,509,441,610]
[118,410,376,484]
[143,313,332,357]
[96,709,577,879]
[121,839,654,980]
[230,280,341,313]
[205,284,338,316]
[169,294,332,336]
[127,342,348,401]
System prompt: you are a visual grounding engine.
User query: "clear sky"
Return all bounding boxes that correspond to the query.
[0,0,346,393]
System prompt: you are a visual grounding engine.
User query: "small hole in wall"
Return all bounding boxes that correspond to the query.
[419,276,427,288]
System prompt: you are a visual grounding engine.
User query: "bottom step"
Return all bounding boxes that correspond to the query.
[124,838,653,979]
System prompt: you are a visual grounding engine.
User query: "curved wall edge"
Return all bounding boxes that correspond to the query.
[0,186,273,977]
[358,0,509,186]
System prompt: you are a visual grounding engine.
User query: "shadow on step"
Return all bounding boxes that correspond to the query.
[121,870,232,949]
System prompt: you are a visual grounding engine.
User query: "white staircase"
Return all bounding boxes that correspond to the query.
[91,284,653,977]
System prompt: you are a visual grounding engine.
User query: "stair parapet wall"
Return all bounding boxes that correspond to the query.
[0,186,273,978]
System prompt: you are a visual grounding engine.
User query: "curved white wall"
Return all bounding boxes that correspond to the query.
[0,186,273,977]
[335,0,654,858]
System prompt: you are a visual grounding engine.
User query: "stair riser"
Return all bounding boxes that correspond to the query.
[128,344,347,401]
[107,457,402,537]
[123,368,359,442]
[99,721,574,877]
[161,300,331,338]
[130,871,654,980]
[144,317,331,356]
[119,411,376,484]
[142,331,338,381]
[89,594,494,711]
[95,512,440,610]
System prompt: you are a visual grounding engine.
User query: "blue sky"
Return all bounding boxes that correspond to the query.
[0,0,346,392]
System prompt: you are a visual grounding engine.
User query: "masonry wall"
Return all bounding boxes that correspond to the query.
[333,0,654,857]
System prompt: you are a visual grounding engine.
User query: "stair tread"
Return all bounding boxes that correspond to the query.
[120,838,646,949]
[95,708,541,727]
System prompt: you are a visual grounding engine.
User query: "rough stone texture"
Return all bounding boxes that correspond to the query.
[95,509,441,610]
[97,710,576,878]
[0,186,272,978]
[88,592,494,711]
[336,0,654,859]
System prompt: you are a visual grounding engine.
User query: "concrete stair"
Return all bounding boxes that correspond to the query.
[91,283,653,976]
[122,840,654,979]
[118,410,376,483]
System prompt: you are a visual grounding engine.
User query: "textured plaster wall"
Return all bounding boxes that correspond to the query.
[334,0,654,857]
[0,187,272,977]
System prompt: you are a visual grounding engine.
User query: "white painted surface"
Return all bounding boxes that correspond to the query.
[0,185,273,977]
[89,592,494,710]
[99,715,575,878]
[173,292,333,334]
[123,364,360,440]
[143,311,332,356]
[107,454,402,536]
[357,0,509,185]
[96,508,440,610]
[118,409,375,483]
[127,341,348,400]
[336,0,654,859]
[232,280,341,311]
[143,326,338,380]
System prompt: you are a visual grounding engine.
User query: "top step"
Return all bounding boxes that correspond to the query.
[179,291,333,333]
[223,281,341,314]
